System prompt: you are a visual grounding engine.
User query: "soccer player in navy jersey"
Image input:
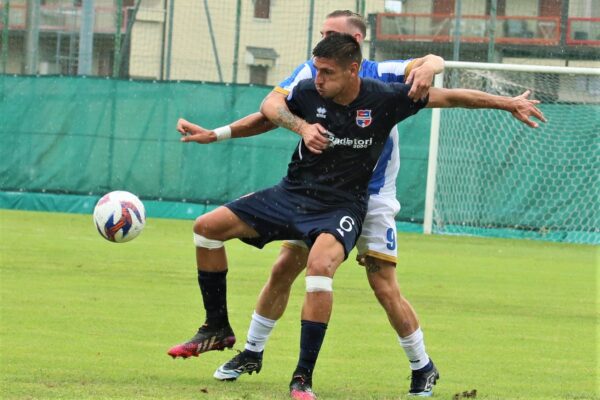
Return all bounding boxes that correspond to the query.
[169,10,545,398]
[173,33,544,399]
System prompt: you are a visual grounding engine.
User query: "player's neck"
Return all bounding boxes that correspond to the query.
[332,77,361,106]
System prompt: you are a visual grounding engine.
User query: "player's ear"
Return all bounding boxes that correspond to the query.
[349,61,360,76]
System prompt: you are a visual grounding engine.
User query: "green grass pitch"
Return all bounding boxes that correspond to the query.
[0,209,597,399]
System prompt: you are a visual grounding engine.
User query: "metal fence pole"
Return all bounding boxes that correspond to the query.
[203,0,222,82]
[487,0,497,62]
[1,0,9,73]
[306,0,315,60]
[119,0,142,78]
[232,0,241,83]
[78,0,94,75]
[159,0,166,80]
[368,12,376,60]
[112,0,123,77]
[166,0,175,80]
[24,0,40,74]
[559,0,569,47]
[452,0,462,61]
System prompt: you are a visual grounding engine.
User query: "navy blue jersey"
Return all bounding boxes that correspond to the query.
[283,78,428,209]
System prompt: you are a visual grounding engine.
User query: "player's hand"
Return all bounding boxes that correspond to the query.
[510,90,547,128]
[177,118,217,143]
[405,63,435,101]
[299,123,329,154]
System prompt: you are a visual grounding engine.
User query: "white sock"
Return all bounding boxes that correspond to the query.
[244,311,276,353]
[399,327,430,370]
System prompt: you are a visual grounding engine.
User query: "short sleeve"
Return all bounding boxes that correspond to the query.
[285,84,305,118]
[389,83,429,121]
[276,61,316,95]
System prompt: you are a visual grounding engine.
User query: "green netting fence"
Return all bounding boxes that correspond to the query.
[1,75,598,244]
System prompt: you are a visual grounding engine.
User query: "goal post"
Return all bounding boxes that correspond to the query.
[423,61,600,244]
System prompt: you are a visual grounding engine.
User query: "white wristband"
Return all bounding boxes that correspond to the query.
[214,125,232,141]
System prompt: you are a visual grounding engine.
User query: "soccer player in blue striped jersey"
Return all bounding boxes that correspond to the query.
[169,11,545,398]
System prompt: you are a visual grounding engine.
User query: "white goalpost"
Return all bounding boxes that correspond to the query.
[423,61,600,244]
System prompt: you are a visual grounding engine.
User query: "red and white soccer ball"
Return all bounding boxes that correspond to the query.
[93,190,146,243]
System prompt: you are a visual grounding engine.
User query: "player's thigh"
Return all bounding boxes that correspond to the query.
[273,240,309,272]
[364,258,400,292]
[306,233,345,277]
[356,195,400,266]
[272,241,309,280]
[194,206,258,240]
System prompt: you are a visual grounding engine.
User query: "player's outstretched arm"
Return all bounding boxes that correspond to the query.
[260,91,329,154]
[405,54,445,101]
[427,88,547,128]
[177,112,276,144]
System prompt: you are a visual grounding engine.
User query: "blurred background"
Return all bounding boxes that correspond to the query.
[2,0,599,83]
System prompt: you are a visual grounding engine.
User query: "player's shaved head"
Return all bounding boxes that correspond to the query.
[313,33,362,68]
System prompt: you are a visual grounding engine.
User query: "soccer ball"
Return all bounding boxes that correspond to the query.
[93,191,146,243]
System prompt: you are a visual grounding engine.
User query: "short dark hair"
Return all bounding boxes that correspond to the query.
[326,10,367,38]
[312,33,362,68]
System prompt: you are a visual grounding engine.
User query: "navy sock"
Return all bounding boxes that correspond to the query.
[295,320,328,378]
[197,270,229,327]
[243,349,263,359]
[417,359,433,373]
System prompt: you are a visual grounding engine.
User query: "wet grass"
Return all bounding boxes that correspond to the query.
[1,209,597,399]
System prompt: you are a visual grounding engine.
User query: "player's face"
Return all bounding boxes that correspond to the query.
[313,57,355,99]
[320,16,363,43]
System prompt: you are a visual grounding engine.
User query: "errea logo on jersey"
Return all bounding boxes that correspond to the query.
[316,107,327,119]
[324,130,373,149]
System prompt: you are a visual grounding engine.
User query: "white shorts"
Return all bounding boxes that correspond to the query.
[284,194,400,264]
[355,194,400,264]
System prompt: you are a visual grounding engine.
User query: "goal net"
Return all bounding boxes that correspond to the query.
[424,61,600,244]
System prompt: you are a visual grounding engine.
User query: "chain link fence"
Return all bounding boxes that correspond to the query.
[2,0,599,85]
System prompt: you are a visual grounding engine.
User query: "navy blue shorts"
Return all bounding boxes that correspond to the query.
[224,183,364,260]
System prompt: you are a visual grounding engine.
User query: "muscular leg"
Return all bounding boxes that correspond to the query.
[362,255,431,371]
[242,245,307,353]
[167,206,258,358]
[194,206,259,273]
[213,243,309,380]
[255,244,308,320]
[301,233,345,322]
[290,233,344,388]
[363,256,419,337]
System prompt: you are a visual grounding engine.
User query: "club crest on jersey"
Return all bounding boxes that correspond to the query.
[356,110,372,128]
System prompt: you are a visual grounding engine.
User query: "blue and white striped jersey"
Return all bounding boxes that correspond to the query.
[275,59,415,196]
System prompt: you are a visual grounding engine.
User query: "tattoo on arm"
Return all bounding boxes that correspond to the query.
[275,106,304,134]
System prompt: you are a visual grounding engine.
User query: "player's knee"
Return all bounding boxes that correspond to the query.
[306,254,339,277]
[193,215,224,249]
[305,275,333,293]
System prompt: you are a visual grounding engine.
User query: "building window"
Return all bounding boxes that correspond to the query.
[486,0,506,16]
[249,65,268,85]
[254,0,270,19]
